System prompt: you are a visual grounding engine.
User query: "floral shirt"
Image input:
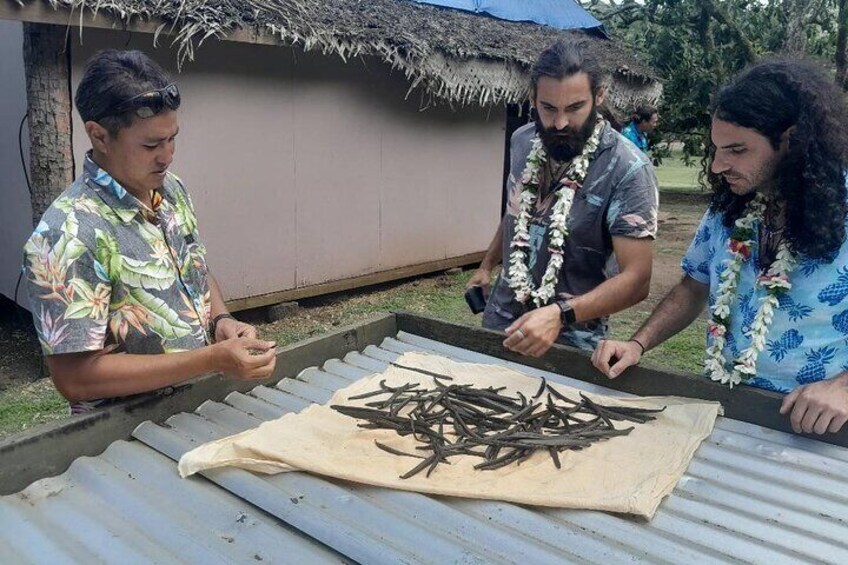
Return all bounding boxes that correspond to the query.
[483,121,659,350]
[23,154,212,413]
[682,209,848,392]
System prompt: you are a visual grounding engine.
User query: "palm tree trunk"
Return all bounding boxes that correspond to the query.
[23,23,74,227]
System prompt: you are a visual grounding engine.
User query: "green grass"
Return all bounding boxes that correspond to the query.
[260,269,707,378]
[610,308,706,374]
[256,271,481,347]
[655,154,703,192]
[0,378,67,438]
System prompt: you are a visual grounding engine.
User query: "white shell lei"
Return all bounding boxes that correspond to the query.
[508,119,605,308]
[705,193,796,387]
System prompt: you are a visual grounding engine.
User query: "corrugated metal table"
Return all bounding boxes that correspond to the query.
[3,329,848,564]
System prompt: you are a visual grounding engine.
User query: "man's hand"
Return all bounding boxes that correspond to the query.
[215,316,257,342]
[780,373,848,434]
[503,305,562,357]
[213,337,277,380]
[466,267,492,297]
[592,339,643,379]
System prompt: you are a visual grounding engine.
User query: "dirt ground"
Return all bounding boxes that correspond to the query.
[0,194,708,393]
[0,297,45,391]
[648,194,709,308]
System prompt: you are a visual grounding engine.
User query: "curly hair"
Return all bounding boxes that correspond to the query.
[703,57,848,260]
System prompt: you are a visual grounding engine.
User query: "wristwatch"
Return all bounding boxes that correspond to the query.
[555,300,576,327]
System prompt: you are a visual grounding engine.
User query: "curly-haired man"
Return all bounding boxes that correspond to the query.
[593,57,848,435]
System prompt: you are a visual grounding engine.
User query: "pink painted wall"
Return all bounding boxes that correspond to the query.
[68,29,503,304]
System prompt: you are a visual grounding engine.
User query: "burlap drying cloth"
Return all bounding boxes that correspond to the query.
[179,352,721,519]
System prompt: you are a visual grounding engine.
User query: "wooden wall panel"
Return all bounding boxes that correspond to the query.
[0,21,35,305]
[69,28,503,306]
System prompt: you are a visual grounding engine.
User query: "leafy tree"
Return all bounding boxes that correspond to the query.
[579,0,847,161]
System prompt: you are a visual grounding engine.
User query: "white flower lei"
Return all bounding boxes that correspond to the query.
[508,118,605,307]
[705,192,796,387]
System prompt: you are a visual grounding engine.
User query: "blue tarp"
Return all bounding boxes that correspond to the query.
[407,0,605,34]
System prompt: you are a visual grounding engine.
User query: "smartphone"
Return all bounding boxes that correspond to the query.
[464,286,487,314]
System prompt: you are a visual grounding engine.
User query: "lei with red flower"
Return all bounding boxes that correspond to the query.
[705,193,796,387]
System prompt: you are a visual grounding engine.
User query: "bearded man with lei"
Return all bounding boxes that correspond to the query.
[593,58,848,436]
[467,38,659,358]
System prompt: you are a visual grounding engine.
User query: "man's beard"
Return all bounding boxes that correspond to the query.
[535,106,598,162]
[719,147,789,198]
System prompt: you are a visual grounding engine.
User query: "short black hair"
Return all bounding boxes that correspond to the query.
[632,105,657,124]
[530,38,604,98]
[75,49,172,136]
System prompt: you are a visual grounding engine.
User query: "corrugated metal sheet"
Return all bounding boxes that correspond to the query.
[3,330,848,563]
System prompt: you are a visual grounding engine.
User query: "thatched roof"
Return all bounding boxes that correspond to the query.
[32,0,661,108]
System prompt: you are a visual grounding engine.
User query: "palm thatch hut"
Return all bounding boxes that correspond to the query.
[0,0,659,312]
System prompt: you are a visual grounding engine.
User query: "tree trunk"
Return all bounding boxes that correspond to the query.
[698,6,719,83]
[837,0,848,90]
[782,0,808,54]
[702,0,758,64]
[23,23,74,228]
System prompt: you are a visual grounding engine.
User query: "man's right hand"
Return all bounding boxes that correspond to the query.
[214,337,277,380]
[466,267,492,296]
[592,339,643,379]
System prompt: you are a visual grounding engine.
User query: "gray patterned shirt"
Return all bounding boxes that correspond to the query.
[23,154,212,414]
[483,121,659,350]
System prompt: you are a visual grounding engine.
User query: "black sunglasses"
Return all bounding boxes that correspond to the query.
[94,83,181,122]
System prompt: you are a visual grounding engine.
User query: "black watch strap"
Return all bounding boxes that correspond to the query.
[556,300,576,326]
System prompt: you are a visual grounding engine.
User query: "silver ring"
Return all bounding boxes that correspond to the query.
[515,329,526,340]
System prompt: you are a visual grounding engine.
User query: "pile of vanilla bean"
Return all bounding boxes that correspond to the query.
[331,363,665,479]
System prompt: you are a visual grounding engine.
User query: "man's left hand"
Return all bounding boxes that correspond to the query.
[780,373,848,435]
[503,305,562,358]
[215,317,258,342]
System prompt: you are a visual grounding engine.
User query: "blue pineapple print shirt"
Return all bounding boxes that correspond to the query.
[682,209,848,393]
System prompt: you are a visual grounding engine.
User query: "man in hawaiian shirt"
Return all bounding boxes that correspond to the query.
[23,50,276,414]
[621,105,659,155]
[466,39,659,357]
[592,58,848,435]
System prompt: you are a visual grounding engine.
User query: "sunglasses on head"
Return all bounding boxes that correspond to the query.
[94,83,181,122]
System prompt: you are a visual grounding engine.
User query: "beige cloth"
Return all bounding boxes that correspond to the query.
[179,353,721,519]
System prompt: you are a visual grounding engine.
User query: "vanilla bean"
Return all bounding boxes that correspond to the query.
[332,379,665,478]
[390,362,454,381]
[374,440,425,459]
[533,377,547,400]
